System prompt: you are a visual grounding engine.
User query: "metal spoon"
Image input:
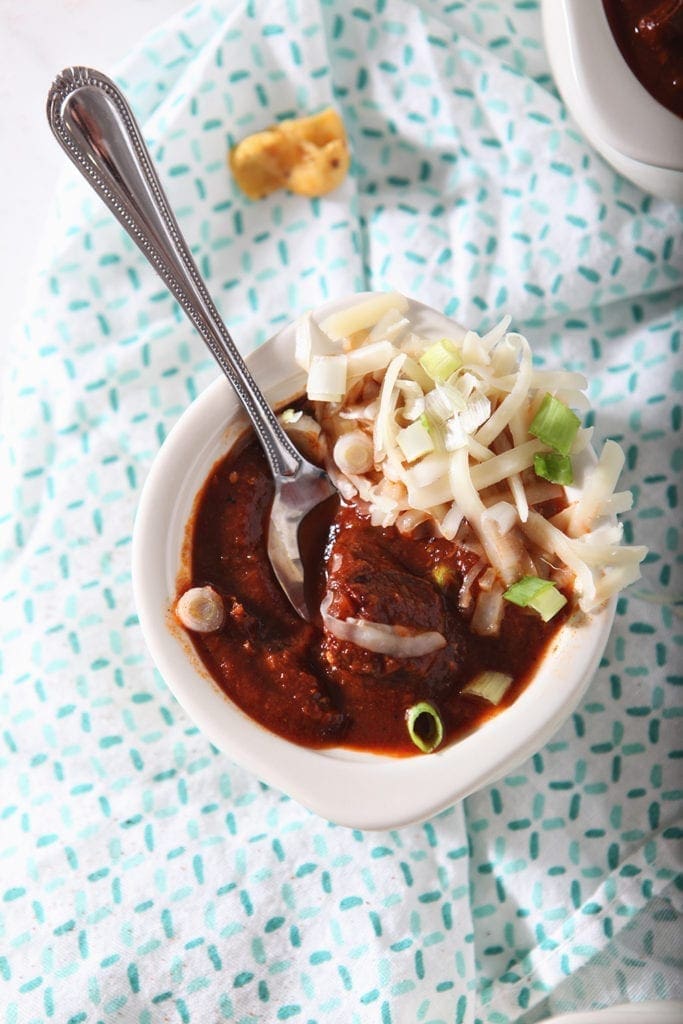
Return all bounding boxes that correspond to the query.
[47,66,334,620]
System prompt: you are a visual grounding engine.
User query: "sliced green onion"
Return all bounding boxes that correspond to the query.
[529,393,581,456]
[419,338,462,383]
[406,701,444,753]
[534,451,574,485]
[503,576,567,622]
[462,670,513,706]
[503,576,553,607]
[397,419,434,463]
[528,585,567,622]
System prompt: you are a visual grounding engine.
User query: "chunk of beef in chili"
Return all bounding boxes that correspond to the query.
[320,504,480,697]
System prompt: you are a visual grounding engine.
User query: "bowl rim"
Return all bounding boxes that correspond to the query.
[542,0,683,172]
[132,294,616,830]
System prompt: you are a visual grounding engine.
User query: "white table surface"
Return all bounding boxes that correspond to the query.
[0,0,187,369]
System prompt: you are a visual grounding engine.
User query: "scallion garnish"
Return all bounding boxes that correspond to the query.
[503,576,551,607]
[529,584,567,621]
[529,394,581,456]
[406,701,444,753]
[503,576,567,622]
[533,451,574,485]
[419,338,462,383]
[462,671,513,705]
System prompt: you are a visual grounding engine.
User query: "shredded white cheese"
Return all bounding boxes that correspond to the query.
[294,293,647,632]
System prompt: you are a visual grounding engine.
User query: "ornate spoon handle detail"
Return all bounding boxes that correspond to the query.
[47,66,301,479]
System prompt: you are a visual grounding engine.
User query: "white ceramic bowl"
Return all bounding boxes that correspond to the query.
[132,294,616,830]
[542,0,683,202]
[543,1001,683,1024]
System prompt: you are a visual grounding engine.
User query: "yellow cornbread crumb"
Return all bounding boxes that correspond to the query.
[229,108,350,200]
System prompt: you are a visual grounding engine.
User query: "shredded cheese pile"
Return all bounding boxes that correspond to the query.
[282,292,647,635]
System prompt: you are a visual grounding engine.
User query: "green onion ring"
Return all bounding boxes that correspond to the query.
[406,701,444,754]
[533,451,574,485]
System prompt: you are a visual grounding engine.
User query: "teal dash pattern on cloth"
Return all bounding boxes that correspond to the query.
[0,1,682,1022]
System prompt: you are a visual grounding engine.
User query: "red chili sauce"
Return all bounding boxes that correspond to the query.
[182,431,570,756]
[603,0,683,118]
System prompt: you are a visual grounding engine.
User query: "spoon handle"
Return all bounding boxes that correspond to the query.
[47,66,301,479]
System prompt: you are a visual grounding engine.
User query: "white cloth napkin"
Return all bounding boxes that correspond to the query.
[0,1,681,1021]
